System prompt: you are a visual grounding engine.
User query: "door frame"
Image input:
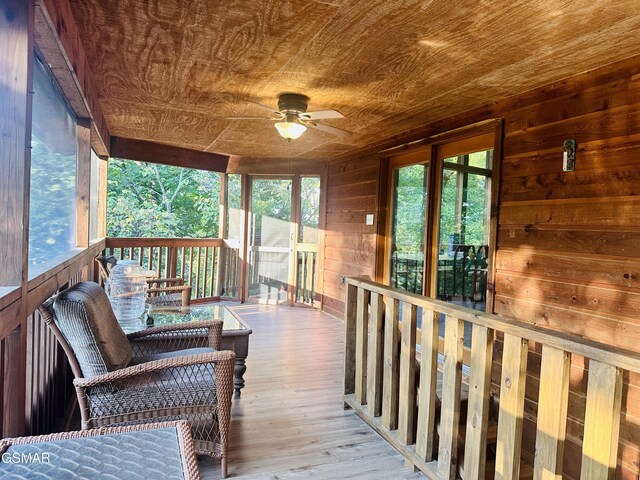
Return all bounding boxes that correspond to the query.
[242,174,324,307]
[378,119,503,312]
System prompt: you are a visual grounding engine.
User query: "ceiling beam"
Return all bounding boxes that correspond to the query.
[110,137,229,172]
[226,156,326,175]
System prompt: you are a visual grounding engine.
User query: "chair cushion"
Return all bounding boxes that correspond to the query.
[52,282,132,377]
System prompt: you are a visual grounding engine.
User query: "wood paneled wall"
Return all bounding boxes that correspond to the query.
[322,154,381,318]
[324,60,640,478]
[493,68,640,479]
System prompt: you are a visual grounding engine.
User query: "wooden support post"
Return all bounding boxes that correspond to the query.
[0,0,32,286]
[75,118,91,248]
[216,175,227,297]
[437,315,464,480]
[495,334,529,480]
[97,158,108,238]
[580,361,623,480]
[416,309,439,461]
[343,283,358,398]
[382,297,400,430]
[463,324,494,479]
[355,287,370,405]
[398,302,417,445]
[533,346,570,480]
[367,293,384,417]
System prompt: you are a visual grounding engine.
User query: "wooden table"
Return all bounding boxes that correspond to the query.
[146,304,252,397]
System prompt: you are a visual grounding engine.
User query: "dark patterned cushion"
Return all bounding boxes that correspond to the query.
[0,427,187,479]
[52,282,132,377]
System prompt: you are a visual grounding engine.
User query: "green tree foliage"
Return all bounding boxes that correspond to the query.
[107,159,220,238]
[29,137,77,267]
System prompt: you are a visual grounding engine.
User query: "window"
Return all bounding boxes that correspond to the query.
[28,56,78,274]
[436,149,493,311]
[389,163,428,294]
[226,174,242,240]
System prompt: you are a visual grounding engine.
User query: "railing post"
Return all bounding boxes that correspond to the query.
[382,297,400,430]
[495,334,529,480]
[416,309,439,461]
[580,361,622,480]
[437,315,464,480]
[343,282,358,402]
[398,302,417,445]
[355,287,370,405]
[366,293,384,417]
[463,324,494,479]
[533,346,570,480]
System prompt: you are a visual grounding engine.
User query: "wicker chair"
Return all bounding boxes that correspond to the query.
[95,255,192,307]
[147,278,193,307]
[38,281,235,477]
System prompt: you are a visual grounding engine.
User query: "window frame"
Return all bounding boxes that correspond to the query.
[380,120,503,313]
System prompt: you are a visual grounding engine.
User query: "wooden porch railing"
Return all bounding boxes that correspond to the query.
[343,277,640,480]
[104,238,240,301]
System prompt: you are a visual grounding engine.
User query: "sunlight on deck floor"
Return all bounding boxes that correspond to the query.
[199,304,423,479]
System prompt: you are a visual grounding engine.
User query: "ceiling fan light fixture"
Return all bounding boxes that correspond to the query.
[275,120,307,141]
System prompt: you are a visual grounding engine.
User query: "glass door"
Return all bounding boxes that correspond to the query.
[248,178,293,304]
[247,175,322,305]
[296,176,321,305]
[388,163,429,295]
[435,149,493,312]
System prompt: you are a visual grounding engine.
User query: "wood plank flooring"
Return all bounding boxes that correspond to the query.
[199,304,423,479]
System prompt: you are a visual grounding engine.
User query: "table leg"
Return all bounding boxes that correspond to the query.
[234,357,247,397]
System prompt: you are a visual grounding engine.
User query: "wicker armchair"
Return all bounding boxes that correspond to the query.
[96,255,192,306]
[147,278,193,307]
[38,281,235,477]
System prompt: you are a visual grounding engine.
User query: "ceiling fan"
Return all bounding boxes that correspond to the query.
[227,93,352,141]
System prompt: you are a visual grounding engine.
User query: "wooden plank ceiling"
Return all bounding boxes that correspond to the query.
[69,0,640,159]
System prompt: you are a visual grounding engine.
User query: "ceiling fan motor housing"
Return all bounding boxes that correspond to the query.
[278,93,309,114]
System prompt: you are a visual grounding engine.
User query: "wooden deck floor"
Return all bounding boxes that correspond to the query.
[199,304,423,479]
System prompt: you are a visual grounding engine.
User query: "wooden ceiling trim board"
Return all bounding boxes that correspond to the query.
[37,0,111,156]
[226,156,326,175]
[110,137,229,173]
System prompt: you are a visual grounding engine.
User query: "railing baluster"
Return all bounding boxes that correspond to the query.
[533,346,570,480]
[366,293,384,417]
[158,247,164,278]
[495,334,529,480]
[416,309,440,461]
[343,283,358,398]
[398,302,417,445]
[195,247,202,297]
[463,324,494,479]
[355,287,370,405]
[580,361,622,480]
[189,247,194,287]
[203,247,210,298]
[437,315,464,480]
[216,246,225,297]
[382,297,400,430]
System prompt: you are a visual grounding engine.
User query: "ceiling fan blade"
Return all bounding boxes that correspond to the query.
[302,109,345,120]
[226,116,276,120]
[246,100,282,116]
[304,121,352,138]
